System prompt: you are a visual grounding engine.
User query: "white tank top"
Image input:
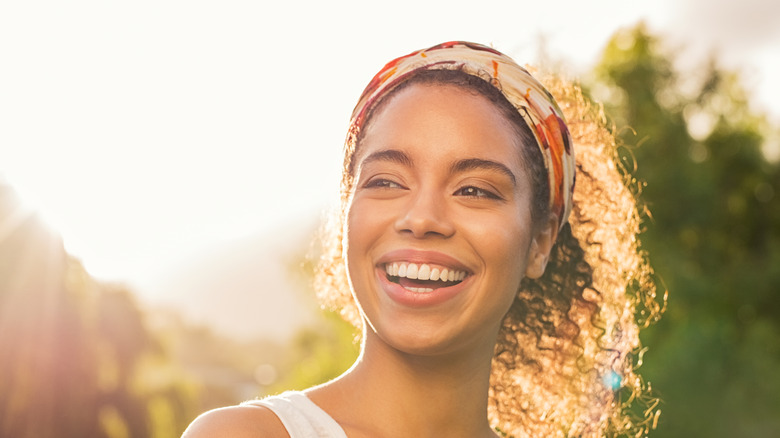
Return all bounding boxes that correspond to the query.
[242,391,348,438]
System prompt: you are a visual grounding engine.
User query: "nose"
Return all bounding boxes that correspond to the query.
[394,189,455,239]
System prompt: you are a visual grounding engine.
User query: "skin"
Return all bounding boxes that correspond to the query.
[182,84,558,438]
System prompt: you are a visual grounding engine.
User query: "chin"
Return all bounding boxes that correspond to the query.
[365,312,498,360]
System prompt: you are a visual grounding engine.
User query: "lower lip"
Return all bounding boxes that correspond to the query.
[376,268,469,308]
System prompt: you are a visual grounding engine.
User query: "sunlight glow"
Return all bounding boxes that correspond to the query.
[1,0,777,293]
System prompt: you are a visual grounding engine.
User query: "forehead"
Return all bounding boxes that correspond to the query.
[356,83,525,169]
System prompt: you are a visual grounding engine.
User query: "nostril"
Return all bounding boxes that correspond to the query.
[394,195,455,238]
[395,217,455,239]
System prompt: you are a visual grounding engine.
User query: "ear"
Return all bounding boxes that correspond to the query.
[524,214,559,279]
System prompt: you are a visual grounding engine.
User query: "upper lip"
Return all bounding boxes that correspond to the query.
[376,249,472,274]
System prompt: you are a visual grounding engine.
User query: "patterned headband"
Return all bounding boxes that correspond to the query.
[349,41,575,229]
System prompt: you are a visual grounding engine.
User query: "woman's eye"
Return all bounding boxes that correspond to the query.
[364,178,403,189]
[454,186,500,199]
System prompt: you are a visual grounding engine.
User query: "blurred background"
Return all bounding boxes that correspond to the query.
[1,0,778,436]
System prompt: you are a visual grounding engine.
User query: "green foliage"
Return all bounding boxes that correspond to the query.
[589,23,780,436]
[0,185,200,437]
[268,310,360,394]
[0,182,359,437]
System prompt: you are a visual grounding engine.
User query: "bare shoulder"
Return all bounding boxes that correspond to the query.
[181,404,289,438]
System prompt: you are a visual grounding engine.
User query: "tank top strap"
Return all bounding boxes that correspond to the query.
[242,391,348,438]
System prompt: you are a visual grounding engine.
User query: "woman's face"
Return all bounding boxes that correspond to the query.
[344,84,555,357]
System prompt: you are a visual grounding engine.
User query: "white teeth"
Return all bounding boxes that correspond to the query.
[406,263,419,279]
[406,287,434,293]
[385,262,467,283]
[417,264,431,280]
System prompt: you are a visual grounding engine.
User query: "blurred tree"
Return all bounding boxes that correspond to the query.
[0,180,356,437]
[265,230,361,394]
[0,183,199,437]
[589,23,780,436]
[268,310,359,394]
[0,186,100,437]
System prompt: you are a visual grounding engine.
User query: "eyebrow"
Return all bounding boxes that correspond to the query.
[450,158,517,186]
[359,149,517,186]
[360,149,414,168]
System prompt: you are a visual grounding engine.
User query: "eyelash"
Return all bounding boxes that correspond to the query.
[364,178,404,189]
[454,186,501,200]
[363,178,501,200]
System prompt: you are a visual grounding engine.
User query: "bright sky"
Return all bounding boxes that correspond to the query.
[1,0,778,295]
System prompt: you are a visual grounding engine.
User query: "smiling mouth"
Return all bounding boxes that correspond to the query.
[383,262,468,293]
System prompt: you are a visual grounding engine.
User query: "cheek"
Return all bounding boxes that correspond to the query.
[462,207,532,252]
[343,199,383,283]
[488,225,531,322]
[343,208,361,279]
[343,208,366,310]
[343,200,387,325]
[465,210,533,284]
[344,200,368,256]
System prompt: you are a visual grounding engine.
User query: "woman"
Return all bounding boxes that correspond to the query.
[184,41,662,437]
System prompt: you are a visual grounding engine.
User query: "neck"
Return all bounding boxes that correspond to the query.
[309,328,499,438]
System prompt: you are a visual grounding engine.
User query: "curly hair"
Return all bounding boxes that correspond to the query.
[314,68,664,437]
